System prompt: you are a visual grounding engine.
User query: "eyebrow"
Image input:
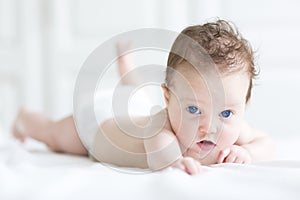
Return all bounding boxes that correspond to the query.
[225,102,243,107]
[181,98,206,104]
[182,98,242,107]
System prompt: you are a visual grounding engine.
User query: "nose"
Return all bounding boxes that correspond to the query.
[198,117,218,135]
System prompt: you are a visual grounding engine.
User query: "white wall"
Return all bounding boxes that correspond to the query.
[0,0,300,137]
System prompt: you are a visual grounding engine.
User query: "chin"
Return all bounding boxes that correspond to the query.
[184,148,219,165]
[198,153,218,165]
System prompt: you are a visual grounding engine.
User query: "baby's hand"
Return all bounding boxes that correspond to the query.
[217,145,251,164]
[171,157,203,175]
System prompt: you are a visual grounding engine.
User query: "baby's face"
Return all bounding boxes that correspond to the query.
[164,65,250,162]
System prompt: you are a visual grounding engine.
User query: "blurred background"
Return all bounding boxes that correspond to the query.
[0,0,300,137]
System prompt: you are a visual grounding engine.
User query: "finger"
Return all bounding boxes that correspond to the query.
[183,158,198,175]
[234,157,244,164]
[224,153,237,163]
[217,148,230,164]
[172,163,185,171]
[242,157,251,164]
[195,161,203,174]
[176,163,185,171]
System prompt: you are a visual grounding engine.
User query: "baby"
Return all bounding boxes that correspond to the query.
[12,20,274,175]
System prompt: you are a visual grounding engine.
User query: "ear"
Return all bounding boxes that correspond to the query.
[161,83,170,106]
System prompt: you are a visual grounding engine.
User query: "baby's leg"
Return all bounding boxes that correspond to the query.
[117,42,141,85]
[12,109,88,156]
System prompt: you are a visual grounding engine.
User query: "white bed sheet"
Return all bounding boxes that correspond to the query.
[1,134,300,200]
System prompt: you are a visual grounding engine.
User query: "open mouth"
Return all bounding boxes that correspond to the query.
[197,140,216,151]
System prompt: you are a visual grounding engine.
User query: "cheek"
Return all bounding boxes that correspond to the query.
[176,119,199,148]
[216,124,240,148]
[167,101,181,133]
[168,101,198,146]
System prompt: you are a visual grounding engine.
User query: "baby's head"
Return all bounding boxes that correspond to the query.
[166,19,257,102]
[163,20,258,163]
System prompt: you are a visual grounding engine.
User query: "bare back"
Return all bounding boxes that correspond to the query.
[90,108,173,168]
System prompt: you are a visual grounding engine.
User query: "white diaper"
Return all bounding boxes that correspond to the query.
[76,85,162,152]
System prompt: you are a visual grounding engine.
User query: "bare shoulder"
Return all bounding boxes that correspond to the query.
[99,108,175,151]
[235,120,267,145]
[142,108,178,152]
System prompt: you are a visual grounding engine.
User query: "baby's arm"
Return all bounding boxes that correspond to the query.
[218,121,275,163]
[144,130,202,174]
[237,123,275,162]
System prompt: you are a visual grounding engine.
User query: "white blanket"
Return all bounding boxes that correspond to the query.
[1,135,300,200]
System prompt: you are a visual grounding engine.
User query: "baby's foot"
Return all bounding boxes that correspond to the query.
[116,41,139,85]
[12,108,28,142]
[12,108,52,143]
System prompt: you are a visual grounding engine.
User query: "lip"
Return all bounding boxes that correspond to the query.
[197,140,216,151]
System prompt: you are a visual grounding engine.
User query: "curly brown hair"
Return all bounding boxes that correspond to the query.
[166,19,258,102]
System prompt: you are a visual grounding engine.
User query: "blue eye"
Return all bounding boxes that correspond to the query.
[186,106,201,115]
[220,110,232,118]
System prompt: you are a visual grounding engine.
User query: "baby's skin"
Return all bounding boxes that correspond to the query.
[12,40,274,175]
[90,62,274,174]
